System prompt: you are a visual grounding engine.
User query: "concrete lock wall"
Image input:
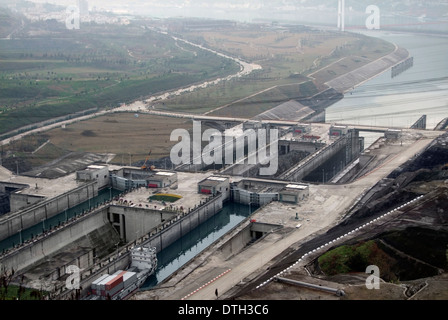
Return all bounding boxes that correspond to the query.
[219,222,253,259]
[279,140,325,155]
[0,182,98,242]
[219,222,281,259]
[281,133,353,181]
[1,192,223,279]
[0,182,28,194]
[9,193,45,212]
[0,207,107,272]
[143,193,224,253]
[44,250,94,282]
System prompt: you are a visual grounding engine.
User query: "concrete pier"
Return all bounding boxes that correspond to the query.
[391,56,414,78]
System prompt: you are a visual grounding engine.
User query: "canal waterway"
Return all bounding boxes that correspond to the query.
[0,187,122,253]
[141,202,255,289]
[1,189,255,294]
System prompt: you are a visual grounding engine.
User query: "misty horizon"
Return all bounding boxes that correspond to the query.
[2,0,447,28]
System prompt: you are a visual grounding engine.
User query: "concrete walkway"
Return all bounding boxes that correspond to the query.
[153,134,439,300]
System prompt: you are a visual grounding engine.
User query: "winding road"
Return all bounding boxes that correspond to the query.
[0,31,262,147]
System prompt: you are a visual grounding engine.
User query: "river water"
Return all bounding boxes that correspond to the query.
[326,31,448,147]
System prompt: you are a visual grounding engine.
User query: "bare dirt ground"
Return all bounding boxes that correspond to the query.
[227,138,448,301]
[134,131,444,300]
[41,113,193,164]
[233,270,448,300]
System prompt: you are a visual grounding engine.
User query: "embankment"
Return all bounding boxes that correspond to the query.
[325,45,410,93]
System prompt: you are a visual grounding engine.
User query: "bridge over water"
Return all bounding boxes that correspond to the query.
[144,110,432,134]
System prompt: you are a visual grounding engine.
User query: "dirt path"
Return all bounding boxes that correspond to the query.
[0,33,261,148]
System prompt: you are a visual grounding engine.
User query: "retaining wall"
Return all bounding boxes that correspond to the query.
[142,192,224,252]
[0,181,98,242]
[107,205,177,242]
[0,204,108,272]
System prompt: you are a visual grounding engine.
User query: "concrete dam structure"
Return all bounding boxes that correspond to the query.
[175,119,368,184]
[0,181,98,242]
[410,115,427,130]
[279,129,363,182]
[0,169,228,298]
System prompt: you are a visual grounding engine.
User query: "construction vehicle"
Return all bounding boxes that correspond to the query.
[141,150,155,171]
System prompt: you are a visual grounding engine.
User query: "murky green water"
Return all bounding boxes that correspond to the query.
[141,202,255,289]
[0,187,122,253]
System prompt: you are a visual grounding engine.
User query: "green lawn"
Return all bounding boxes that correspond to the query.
[0,285,47,300]
[149,193,182,203]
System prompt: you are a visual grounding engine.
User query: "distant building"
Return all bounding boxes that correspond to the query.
[198,176,230,198]
[329,125,348,137]
[279,184,309,203]
[147,171,177,188]
[76,165,109,189]
[231,179,308,206]
[109,167,177,191]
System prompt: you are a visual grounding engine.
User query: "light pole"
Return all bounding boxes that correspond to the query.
[114,241,120,271]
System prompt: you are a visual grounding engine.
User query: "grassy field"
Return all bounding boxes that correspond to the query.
[1,112,213,173]
[208,80,318,118]
[1,18,397,169]
[157,27,395,117]
[39,113,194,164]
[0,112,188,168]
[0,20,240,135]
[0,131,75,173]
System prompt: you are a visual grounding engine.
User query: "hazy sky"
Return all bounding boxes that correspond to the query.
[7,0,341,22]
[8,0,375,15]
[4,0,447,25]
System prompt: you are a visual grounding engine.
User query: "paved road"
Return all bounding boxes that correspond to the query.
[178,135,439,300]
